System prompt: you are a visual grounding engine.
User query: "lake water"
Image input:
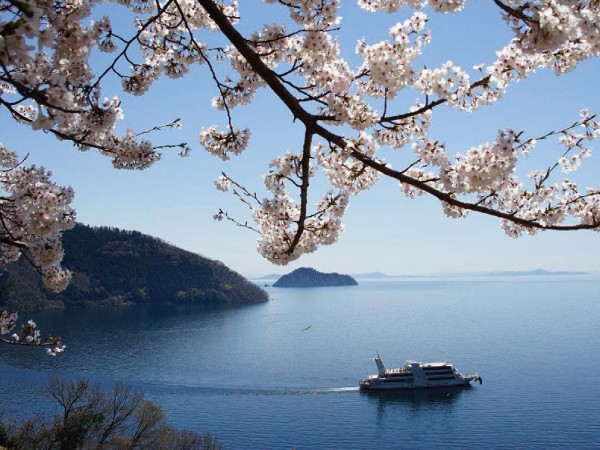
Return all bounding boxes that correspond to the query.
[1,276,599,449]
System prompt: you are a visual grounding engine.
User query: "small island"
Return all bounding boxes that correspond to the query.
[273,267,358,288]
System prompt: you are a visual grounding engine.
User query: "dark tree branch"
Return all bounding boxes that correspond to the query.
[0,236,27,249]
[215,209,259,233]
[380,76,491,123]
[492,0,537,25]
[198,0,600,236]
[287,130,313,255]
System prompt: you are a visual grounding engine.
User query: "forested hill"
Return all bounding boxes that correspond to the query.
[0,224,268,311]
[273,268,358,288]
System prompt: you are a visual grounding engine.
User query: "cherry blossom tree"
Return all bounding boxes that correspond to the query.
[1,0,600,349]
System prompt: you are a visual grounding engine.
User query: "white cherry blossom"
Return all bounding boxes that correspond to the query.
[1,0,600,295]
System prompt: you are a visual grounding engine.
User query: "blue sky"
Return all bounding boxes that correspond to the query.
[3,1,600,277]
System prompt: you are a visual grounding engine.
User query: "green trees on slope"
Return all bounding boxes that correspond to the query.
[0,224,268,311]
[0,378,221,450]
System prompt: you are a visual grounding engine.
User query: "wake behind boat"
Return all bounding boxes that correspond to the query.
[359,354,482,391]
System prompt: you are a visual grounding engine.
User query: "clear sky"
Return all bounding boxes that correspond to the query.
[3,1,600,277]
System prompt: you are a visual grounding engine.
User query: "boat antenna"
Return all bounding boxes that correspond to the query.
[374,351,386,376]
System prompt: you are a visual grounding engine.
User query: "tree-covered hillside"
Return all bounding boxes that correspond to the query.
[273,268,358,288]
[0,224,268,311]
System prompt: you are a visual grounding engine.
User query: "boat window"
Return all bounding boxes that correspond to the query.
[425,376,457,381]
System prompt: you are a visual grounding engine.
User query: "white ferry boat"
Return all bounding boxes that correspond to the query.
[359,355,482,391]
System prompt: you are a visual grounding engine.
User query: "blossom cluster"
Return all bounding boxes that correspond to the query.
[316,135,380,195]
[200,126,250,160]
[358,0,466,13]
[236,146,353,264]
[357,12,429,98]
[0,311,65,356]
[0,143,75,291]
[253,188,350,265]
[441,129,520,194]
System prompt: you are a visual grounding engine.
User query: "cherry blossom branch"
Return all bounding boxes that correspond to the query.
[213,209,259,233]
[172,0,236,136]
[0,311,64,356]
[91,0,177,91]
[0,236,27,249]
[0,69,84,114]
[287,130,313,255]
[198,0,317,126]
[380,76,491,123]
[200,0,600,237]
[523,114,597,188]
[492,0,537,25]
[351,147,600,231]
[518,115,598,149]
[246,26,338,46]
[219,172,263,208]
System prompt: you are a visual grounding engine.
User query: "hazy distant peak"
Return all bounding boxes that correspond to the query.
[351,272,394,279]
[480,268,589,277]
[256,273,283,280]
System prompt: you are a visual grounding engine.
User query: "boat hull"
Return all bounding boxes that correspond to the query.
[359,375,481,391]
[359,380,471,391]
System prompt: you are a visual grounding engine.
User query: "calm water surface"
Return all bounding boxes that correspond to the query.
[1,276,599,449]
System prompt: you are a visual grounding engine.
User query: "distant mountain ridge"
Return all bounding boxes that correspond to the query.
[479,268,589,277]
[257,268,593,281]
[0,224,268,311]
[350,272,394,279]
[256,274,282,280]
[273,268,358,288]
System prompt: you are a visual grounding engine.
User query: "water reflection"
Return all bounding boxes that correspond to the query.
[0,302,267,373]
[362,386,470,405]
[362,387,471,423]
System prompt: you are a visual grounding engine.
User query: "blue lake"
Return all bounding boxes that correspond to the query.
[1,276,599,449]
